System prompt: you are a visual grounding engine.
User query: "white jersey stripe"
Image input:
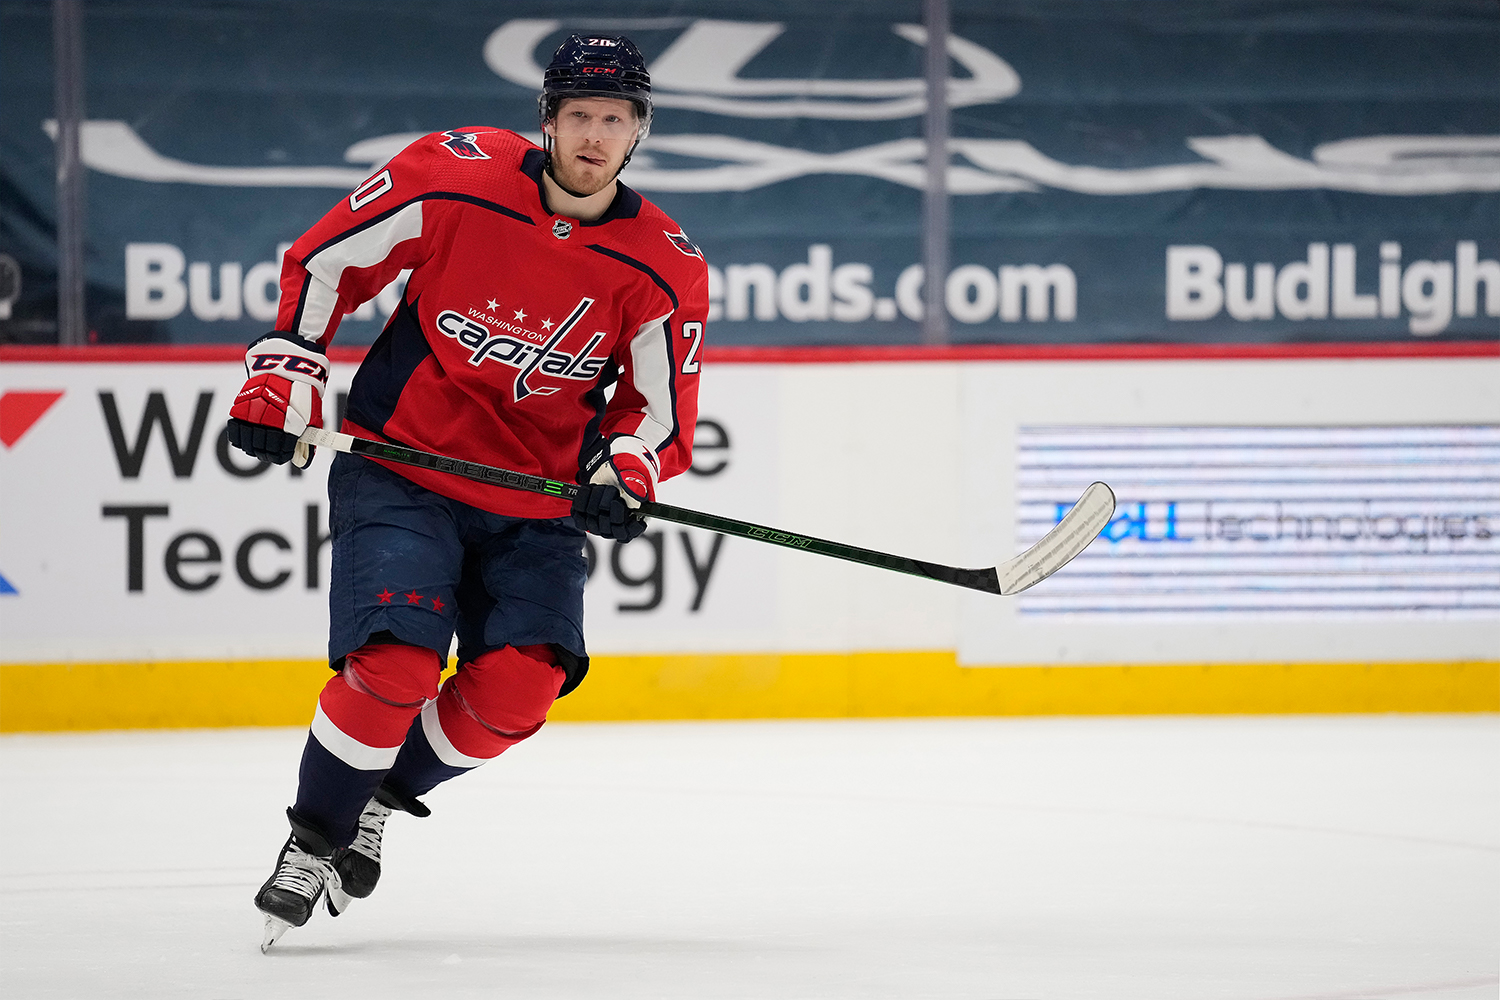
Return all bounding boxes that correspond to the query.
[420,698,490,769]
[297,201,425,338]
[297,277,344,343]
[627,311,678,452]
[309,702,402,771]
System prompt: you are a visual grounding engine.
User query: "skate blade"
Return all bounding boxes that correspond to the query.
[326,883,353,918]
[260,914,292,953]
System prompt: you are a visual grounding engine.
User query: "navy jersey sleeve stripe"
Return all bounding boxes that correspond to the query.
[344,294,433,436]
[659,316,682,453]
[574,366,619,477]
[302,193,535,266]
[621,312,683,457]
[582,245,680,310]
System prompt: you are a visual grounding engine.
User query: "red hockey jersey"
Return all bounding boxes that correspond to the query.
[276,128,709,519]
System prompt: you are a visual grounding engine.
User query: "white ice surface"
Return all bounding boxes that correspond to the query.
[1,716,1496,999]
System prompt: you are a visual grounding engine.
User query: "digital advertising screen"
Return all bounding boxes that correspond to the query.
[1016,424,1499,618]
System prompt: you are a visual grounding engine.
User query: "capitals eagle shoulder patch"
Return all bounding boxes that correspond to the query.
[439,130,490,160]
[664,229,702,258]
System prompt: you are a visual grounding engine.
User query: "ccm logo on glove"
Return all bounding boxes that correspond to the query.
[227,332,330,469]
[249,353,330,381]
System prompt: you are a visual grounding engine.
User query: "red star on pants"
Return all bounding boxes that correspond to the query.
[376,589,394,604]
[430,596,446,612]
[405,590,423,604]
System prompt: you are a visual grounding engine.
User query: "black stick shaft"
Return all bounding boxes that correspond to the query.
[338,435,1002,594]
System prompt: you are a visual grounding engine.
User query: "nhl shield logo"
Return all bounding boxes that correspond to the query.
[553,219,573,240]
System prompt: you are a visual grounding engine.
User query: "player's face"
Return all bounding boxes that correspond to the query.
[545,97,638,196]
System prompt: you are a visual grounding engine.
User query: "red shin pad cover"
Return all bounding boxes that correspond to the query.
[433,645,567,760]
[318,643,443,749]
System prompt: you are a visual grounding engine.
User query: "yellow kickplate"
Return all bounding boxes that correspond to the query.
[2,654,1495,733]
[549,654,1500,721]
[0,660,331,732]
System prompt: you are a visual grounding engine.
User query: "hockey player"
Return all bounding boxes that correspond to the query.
[227,34,709,951]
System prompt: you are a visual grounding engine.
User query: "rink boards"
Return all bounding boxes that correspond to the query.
[1,346,1496,730]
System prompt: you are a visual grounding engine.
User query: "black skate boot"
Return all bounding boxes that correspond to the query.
[326,783,429,917]
[255,809,338,952]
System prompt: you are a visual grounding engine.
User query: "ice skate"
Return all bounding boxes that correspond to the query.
[324,783,430,917]
[326,796,392,917]
[255,812,338,952]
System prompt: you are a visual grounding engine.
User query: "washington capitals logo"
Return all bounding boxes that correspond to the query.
[439,130,490,160]
[436,297,607,402]
[664,229,702,258]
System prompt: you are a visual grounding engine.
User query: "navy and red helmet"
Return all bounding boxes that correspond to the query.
[538,33,653,140]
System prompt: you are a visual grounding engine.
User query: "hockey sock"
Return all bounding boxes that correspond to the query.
[293,642,441,847]
[379,708,470,801]
[382,644,566,800]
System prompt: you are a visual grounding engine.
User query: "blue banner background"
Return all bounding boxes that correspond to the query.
[1,0,1497,346]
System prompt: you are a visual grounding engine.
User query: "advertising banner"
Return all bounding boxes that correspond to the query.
[958,359,1500,665]
[0,360,805,661]
[4,353,1497,670]
[1015,424,1499,616]
[2,1,1498,347]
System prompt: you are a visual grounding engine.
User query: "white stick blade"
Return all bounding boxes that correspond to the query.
[997,482,1115,596]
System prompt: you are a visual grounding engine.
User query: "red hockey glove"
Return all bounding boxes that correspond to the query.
[226,332,329,468]
[572,436,659,542]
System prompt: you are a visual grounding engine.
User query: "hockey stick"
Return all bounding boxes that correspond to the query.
[299,427,1114,596]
